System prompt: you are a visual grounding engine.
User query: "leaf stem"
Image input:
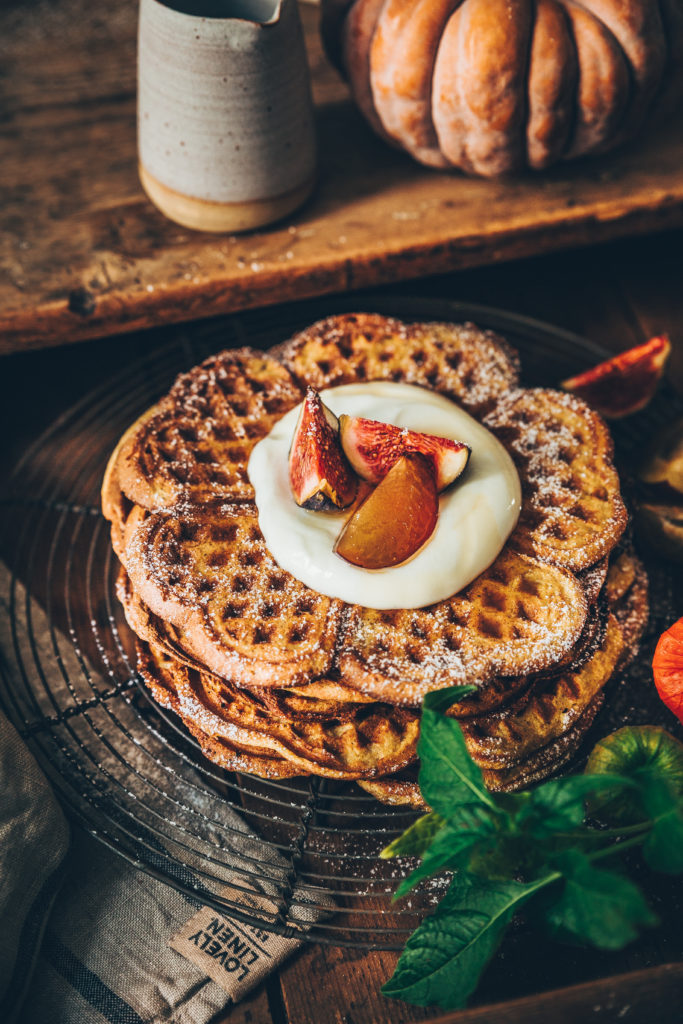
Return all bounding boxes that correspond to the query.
[586,834,646,864]
[553,821,652,842]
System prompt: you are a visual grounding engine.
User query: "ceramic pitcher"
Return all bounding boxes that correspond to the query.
[138,0,317,232]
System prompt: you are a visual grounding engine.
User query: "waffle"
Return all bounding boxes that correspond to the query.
[123,503,591,700]
[484,389,627,572]
[359,692,606,805]
[124,502,344,688]
[137,640,420,780]
[605,549,649,666]
[458,615,623,768]
[103,312,633,799]
[338,550,589,705]
[118,569,374,721]
[115,350,302,512]
[271,313,521,417]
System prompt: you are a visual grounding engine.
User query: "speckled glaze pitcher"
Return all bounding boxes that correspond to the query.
[138,0,316,232]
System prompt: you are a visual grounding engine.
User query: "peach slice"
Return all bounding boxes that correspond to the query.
[339,414,470,491]
[561,335,671,419]
[335,454,438,569]
[289,387,357,510]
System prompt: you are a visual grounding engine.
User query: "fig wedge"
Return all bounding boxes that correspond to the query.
[338,414,470,491]
[561,335,671,419]
[289,387,357,510]
[335,453,438,569]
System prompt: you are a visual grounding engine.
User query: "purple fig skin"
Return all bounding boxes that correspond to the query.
[289,387,358,510]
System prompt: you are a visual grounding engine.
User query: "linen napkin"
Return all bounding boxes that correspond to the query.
[0,565,332,1024]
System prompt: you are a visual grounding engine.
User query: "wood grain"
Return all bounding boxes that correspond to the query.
[428,964,683,1024]
[2,0,683,353]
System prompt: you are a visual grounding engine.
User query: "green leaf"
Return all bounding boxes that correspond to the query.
[585,726,683,824]
[381,812,446,860]
[419,687,497,816]
[643,805,683,873]
[545,849,658,950]
[422,685,479,715]
[394,812,496,899]
[516,774,635,835]
[382,871,551,1010]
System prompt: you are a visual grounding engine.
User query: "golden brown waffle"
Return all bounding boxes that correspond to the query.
[362,692,606,805]
[338,550,589,705]
[124,503,344,688]
[606,550,649,667]
[118,569,376,721]
[137,641,419,780]
[114,349,302,512]
[102,410,156,558]
[459,615,623,768]
[104,312,634,799]
[123,508,592,699]
[272,313,521,417]
[484,389,627,572]
[186,723,303,779]
[357,770,427,809]
[483,693,605,792]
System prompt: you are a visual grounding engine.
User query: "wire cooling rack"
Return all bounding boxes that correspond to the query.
[1,295,681,951]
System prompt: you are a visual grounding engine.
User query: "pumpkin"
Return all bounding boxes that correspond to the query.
[322,0,683,176]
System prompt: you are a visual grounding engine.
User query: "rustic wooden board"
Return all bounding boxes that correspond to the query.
[2,0,683,354]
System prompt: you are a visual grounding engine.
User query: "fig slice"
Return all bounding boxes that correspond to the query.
[289,387,357,510]
[338,414,471,491]
[561,335,671,419]
[335,453,438,569]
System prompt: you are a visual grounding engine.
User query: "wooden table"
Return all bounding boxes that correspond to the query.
[2,230,683,1024]
[3,0,683,353]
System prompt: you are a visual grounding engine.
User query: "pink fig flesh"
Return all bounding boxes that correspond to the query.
[562,335,671,419]
[289,387,357,510]
[339,414,470,491]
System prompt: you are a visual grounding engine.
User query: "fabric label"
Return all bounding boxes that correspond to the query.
[169,882,303,1001]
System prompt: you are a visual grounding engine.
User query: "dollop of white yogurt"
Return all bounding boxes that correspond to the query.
[248,382,521,609]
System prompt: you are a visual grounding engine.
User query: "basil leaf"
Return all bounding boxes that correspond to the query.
[545,849,658,950]
[419,688,497,816]
[381,812,446,860]
[394,814,496,899]
[516,774,635,835]
[382,871,552,1010]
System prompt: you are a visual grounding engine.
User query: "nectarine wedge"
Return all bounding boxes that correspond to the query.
[335,454,438,569]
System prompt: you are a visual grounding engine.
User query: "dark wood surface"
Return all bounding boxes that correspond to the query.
[3,0,683,353]
[2,231,683,1023]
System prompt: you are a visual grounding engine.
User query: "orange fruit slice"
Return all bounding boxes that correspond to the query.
[335,454,438,569]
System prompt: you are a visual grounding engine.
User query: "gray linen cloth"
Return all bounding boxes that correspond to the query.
[0,566,331,1024]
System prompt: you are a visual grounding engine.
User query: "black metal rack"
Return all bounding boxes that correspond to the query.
[1,295,680,951]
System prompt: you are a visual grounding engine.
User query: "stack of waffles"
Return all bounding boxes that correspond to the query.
[102,314,648,806]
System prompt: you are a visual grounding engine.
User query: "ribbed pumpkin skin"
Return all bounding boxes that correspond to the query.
[322,0,683,176]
